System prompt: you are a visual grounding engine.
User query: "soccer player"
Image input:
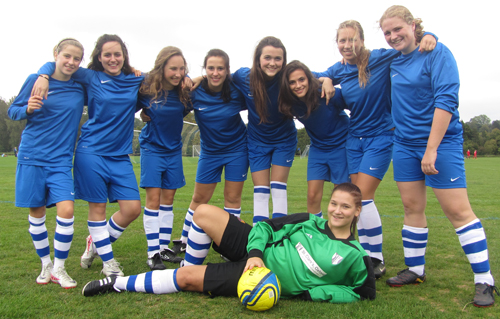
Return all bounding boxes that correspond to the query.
[232,36,297,226]
[380,5,497,307]
[83,183,376,304]
[32,34,144,277]
[8,38,85,288]
[174,49,248,259]
[278,60,349,218]
[315,21,437,279]
[474,150,477,159]
[466,149,470,159]
[137,46,192,270]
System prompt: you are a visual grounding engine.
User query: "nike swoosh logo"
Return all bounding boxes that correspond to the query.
[199,107,207,110]
[101,80,111,83]
[71,192,75,195]
[369,167,379,170]
[153,101,164,104]
[392,73,399,78]
[47,91,54,95]
[242,174,247,177]
[451,177,460,182]
[286,159,293,162]
[247,93,253,97]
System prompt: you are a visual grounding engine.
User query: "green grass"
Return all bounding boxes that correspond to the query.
[0,156,499,318]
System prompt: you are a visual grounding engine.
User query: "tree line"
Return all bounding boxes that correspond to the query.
[1,96,498,156]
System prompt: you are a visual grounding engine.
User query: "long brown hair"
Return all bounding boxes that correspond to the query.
[279,60,320,120]
[201,49,232,103]
[139,46,190,108]
[250,36,287,124]
[379,5,424,44]
[336,20,371,88]
[331,183,362,235]
[87,34,133,75]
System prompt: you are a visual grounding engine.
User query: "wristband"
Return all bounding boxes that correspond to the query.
[38,75,49,80]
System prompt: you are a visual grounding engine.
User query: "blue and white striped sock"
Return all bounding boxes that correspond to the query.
[108,216,125,244]
[402,225,428,276]
[115,269,180,294]
[179,208,194,244]
[224,207,241,218]
[29,215,51,265]
[314,211,323,218]
[53,216,74,269]
[159,205,174,251]
[89,219,114,262]
[184,221,212,266]
[271,181,287,219]
[253,186,270,225]
[143,208,160,257]
[357,200,384,261]
[456,218,494,285]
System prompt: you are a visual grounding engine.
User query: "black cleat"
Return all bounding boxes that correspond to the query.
[160,248,184,263]
[386,268,426,287]
[473,283,499,308]
[82,276,120,297]
[371,258,386,279]
[171,240,186,255]
[147,253,167,270]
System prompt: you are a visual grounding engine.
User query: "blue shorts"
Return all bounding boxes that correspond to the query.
[248,140,297,173]
[307,145,349,184]
[346,131,394,180]
[140,152,186,189]
[196,152,249,184]
[15,164,74,208]
[393,142,467,189]
[74,153,140,203]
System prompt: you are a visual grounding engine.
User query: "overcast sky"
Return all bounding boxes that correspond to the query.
[1,0,498,123]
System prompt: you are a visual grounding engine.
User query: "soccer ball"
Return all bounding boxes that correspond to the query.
[237,267,281,311]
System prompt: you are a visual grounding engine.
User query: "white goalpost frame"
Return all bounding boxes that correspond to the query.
[192,145,201,157]
[300,145,310,159]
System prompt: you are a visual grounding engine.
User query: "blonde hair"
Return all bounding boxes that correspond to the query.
[379,5,424,44]
[336,20,371,88]
[53,38,84,59]
[139,46,191,108]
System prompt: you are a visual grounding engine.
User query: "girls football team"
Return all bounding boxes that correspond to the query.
[9,5,496,308]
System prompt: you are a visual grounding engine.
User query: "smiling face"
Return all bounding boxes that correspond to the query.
[53,45,83,81]
[162,55,186,90]
[205,56,227,92]
[327,190,361,237]
[288,69,309,100]
[98,41,124,76]
[259,46,284,79]
[381,16,417,55]
[337,27,364,64]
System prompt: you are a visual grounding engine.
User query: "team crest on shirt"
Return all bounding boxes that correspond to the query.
[331,253,344,265]
[305,233,312,239]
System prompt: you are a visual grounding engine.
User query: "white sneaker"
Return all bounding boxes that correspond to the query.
[81,235,98,269]
[36,262,53,284]
[51,267,77,289]
[102,259,124,277]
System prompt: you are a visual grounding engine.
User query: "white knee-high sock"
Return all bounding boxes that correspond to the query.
[184,221,212,266]
[159,204,174,250]
[271,181,287,219]
[456,218,494,285]
[357,200,384,261]
[114,269,181,294]
[253,186,270,225]
[180,208,194,243]
[53,216,74,269]
[402,225,428,276]
[224,207,241,218]
[108,215,125,243]
[29,215,51,265]
[89,219,113,262]
[143,208,160,257]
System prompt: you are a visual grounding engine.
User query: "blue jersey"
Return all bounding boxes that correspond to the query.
[38,62,144,156]
[390,43,462,147]
[138,91,192,155]
[8,74,84,167]
[232,67,296,146]
[314,49,399,138]
[292,90,349,150]
[191,83,247,156]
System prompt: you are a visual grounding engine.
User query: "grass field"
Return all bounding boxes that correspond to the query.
[0,156,499,318]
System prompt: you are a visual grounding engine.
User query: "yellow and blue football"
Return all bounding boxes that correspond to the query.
[237,267,281,311]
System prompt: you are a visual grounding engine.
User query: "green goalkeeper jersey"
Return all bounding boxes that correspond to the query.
[247,213,376,303]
